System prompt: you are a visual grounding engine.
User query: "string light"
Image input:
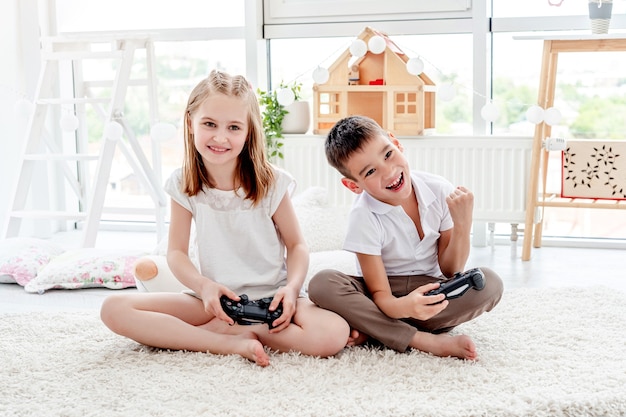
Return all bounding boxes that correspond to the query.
[312,67,329,84]
[104,121,123,141]
[299,32,565,125]
[276,87,296,106]
[368,35,386,54]
[60,112,79,132]
[480,102,501,122]
[438,84,456,102]
[349,39,367,58]
[150,122,177,141]
[526,105,545,124]
[544,107,563,126]
[406,57,425,76]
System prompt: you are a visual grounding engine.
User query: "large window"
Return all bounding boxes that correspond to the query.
[52,1,247,227]
[267,3,626,243]
[15,0,625,243]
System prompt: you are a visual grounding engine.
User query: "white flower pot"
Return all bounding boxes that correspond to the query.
[282,101,311,134]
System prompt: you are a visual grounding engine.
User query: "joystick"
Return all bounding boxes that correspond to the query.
[425,268,485,304]
[220,294,283,329]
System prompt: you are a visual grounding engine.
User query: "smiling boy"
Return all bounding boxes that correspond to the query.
[308,115,503,360]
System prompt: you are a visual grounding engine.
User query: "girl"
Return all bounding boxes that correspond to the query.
[100,70,350,366]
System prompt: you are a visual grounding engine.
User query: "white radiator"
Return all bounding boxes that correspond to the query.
[279,135,533,225]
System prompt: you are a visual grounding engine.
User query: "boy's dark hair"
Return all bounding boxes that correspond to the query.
[325,115,385,179]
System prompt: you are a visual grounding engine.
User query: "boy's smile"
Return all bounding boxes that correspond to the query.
[341,133,413,206]
[386,172,404,191]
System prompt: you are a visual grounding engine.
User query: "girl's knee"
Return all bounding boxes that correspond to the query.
[312,315,350,357]
[100,294,131,333]
[296,299,349,356]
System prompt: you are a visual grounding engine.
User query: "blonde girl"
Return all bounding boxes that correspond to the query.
[101,70,350,366]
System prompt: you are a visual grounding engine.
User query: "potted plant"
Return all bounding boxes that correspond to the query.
[258,81,310,160]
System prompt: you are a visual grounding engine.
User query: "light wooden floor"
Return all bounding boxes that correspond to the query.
[1,231,624,314]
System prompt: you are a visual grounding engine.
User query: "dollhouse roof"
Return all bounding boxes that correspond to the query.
[323,26,434,87]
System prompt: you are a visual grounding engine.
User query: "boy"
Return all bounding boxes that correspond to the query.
[308,115,503,360]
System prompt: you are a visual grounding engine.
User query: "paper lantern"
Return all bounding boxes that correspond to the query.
[525,105,545,124]
[150,123,177,142]
[349,39,367,58]
[406,58,424,76]
[60,114,79,132]
[368,36,386,54]
[276,88,295,106]
[480,103,500,122]
[438,84,456,102]
[312,67,329,84]
[544,107,562,126]
[104,121,123,141]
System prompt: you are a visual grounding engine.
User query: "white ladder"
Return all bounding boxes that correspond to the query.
[3,34,167,247]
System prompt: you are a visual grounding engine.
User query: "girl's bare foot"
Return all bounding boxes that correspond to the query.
[346,328,369,347]
[411,332,477,360]
[231,332,270,367]
[200,317,236,334]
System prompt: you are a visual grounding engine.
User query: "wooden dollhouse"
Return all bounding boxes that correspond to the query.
[313,27,436,136]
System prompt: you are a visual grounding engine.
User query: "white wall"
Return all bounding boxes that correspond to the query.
[0,0,22,225]
[0,0,41,231]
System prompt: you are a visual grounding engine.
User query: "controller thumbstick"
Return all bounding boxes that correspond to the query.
[471,270,486,290]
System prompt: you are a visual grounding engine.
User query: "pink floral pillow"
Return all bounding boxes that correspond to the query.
[0,238,65,286]
[24,248,145,293]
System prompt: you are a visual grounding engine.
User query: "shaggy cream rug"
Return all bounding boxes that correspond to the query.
[1,286,625,417]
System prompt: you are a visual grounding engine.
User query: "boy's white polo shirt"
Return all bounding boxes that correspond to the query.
[343,170,454,278]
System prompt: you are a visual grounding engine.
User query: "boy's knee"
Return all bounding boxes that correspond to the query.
[480,267,504,308]
[307,269,339,306]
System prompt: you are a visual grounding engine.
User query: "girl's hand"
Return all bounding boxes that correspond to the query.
[267,286,298,332]
[198,280,239,324]
[403,283,449,320]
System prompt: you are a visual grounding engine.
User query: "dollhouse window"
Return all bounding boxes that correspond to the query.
[319,92,341,115]
[395,92,418,115]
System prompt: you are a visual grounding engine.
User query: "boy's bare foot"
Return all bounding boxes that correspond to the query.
[412,332,477,360]
[346,328,369,347]
[232,332,270,367]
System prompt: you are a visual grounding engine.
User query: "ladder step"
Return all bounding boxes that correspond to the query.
[10,211,87,221]
[37,98,110,105]
[42,50,124,61]
[103,207,161,215]
[24,154,99,161]
[84,79,150,88]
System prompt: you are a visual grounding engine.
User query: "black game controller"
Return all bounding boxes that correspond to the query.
[220,294,283,329]
[425,268,485,303]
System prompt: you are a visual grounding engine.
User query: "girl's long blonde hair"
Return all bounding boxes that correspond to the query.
[181,70,274,205]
